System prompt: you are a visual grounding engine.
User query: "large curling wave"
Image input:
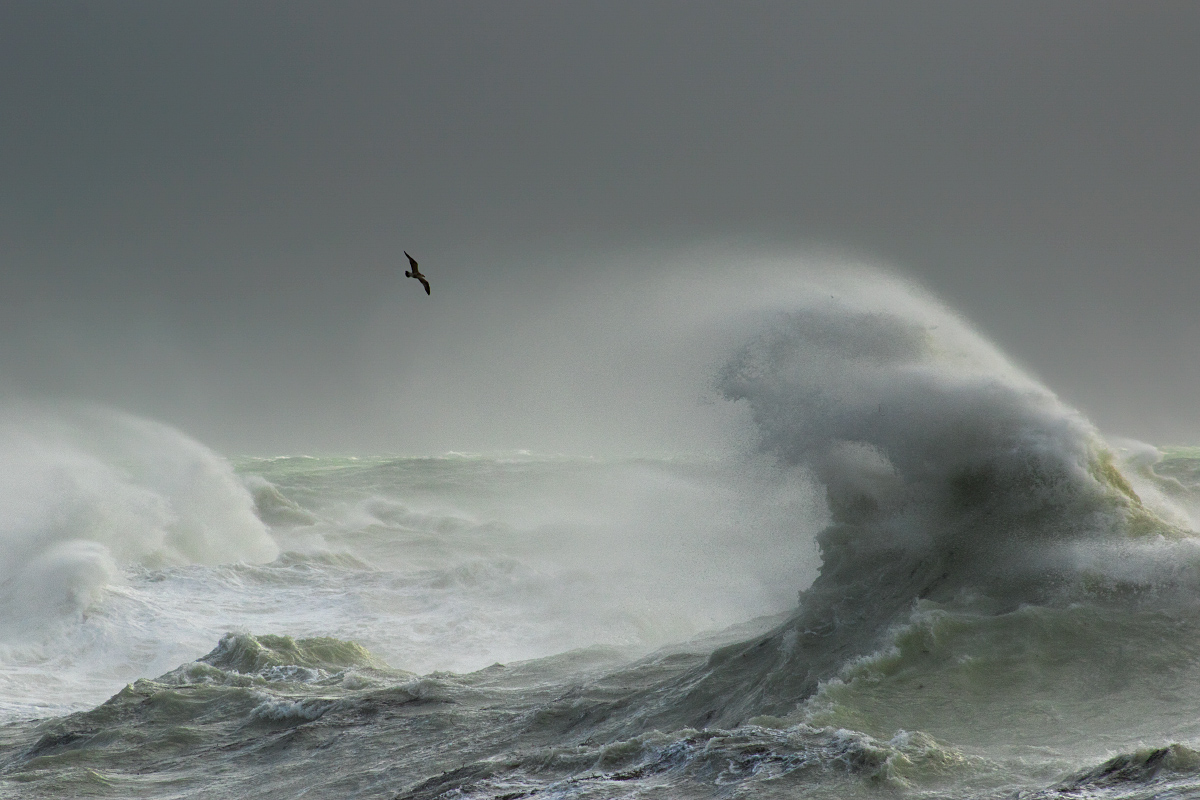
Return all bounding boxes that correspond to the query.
[631,271,1200,731]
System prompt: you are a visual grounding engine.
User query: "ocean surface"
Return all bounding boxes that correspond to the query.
[5,277,1200,798]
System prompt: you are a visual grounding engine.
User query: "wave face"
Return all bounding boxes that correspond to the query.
[5,268,1200,799]
[611,278,1200,753]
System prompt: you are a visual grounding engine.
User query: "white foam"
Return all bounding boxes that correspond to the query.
[716,270,1179,604]
[0,406,277,637]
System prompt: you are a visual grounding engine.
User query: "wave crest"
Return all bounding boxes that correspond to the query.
[648,275,1198,728]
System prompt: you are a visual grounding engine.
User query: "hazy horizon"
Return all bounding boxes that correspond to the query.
[3,2,1198,454]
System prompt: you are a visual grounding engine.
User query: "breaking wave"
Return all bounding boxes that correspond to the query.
[625,273,1200,734]
[0,407,277,639]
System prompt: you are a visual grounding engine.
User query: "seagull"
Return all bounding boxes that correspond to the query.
[403,251,430,295]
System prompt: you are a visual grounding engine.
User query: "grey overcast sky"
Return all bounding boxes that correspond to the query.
[1,1,1198,454]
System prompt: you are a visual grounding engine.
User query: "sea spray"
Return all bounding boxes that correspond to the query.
[0,407,276,636]
[0,406,279,719]
[0,431,825,721]
[238,452,824,672]
[629,275,1200,732]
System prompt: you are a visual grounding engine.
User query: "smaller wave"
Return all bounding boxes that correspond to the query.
[243,475,318,527]
[1051,744,1200,797]
[0,407,278,639]
[2,631,403,777]
[246,695,341,724]
[199,632,387,676]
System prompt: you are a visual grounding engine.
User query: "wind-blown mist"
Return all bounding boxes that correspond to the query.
[355,250,943,455]
[657,272,1200,734]
[5,260,1200,799]
[0,409,275,636]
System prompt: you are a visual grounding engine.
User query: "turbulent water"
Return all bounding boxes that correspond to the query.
[5,271,1200,799]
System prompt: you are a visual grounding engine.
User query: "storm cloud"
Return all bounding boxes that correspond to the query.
[1,2,1197,453]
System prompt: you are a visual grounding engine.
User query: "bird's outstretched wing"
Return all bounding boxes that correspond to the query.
[417,276,430,295]
[404,251,419,271]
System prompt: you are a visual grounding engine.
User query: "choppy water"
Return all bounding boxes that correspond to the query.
[5,272,1200,799]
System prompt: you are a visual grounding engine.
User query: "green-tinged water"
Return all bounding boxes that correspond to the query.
[0,448,1198,799]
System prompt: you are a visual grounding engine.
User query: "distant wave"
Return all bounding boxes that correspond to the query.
[0,407,277,640]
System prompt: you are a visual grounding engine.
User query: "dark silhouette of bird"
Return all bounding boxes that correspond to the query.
[404,251,430,295]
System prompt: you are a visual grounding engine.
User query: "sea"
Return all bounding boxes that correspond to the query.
[4,272,1200,799]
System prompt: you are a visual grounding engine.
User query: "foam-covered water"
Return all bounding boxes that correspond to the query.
[4,266,1200,799]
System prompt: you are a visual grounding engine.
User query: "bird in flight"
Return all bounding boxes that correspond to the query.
[404,251,430,295]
